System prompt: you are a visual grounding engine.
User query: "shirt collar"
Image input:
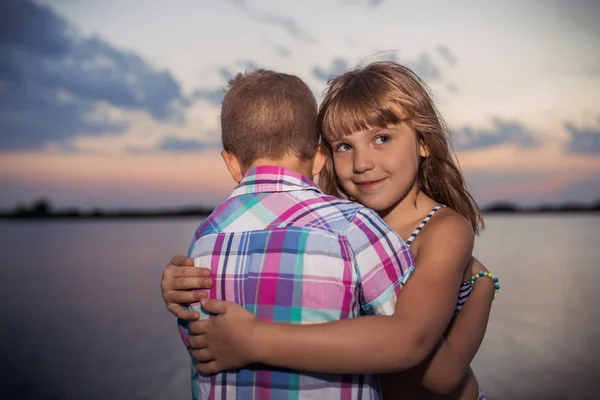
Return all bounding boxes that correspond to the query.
[228,165,321,199]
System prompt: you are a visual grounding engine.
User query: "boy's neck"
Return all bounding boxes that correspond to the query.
[247,157,314,180]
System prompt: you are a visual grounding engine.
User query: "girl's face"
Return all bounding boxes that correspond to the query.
[329,122,425,212]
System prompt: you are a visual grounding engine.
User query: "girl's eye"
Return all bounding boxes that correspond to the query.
[374,135,390,145]
[335,143,352,152]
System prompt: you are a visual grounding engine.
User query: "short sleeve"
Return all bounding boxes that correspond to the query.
[346,207,415,315]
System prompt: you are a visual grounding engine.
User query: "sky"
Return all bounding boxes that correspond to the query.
[1,0,599,210]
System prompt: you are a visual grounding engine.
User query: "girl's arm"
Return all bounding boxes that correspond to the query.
[190,213,474,375]
[396,257,496,393]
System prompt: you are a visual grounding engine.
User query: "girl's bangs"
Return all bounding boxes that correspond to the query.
[321,85,406,143]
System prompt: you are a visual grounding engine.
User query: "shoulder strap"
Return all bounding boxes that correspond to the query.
[406,204,446,247]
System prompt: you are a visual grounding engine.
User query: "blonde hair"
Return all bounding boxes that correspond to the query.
[318,61,483,233]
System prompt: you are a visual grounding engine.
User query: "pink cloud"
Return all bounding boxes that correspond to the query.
[0,150,235,209]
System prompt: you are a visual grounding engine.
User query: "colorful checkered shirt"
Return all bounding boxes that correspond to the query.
[178,166,415,400]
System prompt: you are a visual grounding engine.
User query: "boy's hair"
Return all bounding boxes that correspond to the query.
[318,61,484,234]
[221,69,319,167]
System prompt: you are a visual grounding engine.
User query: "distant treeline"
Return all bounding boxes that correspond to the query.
[1,198,599,220]
[0,199,214,220]
[482,201,600,213]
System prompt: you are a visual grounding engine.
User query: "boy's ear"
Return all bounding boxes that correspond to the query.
[311,147,327,177]
[221,150,244,183]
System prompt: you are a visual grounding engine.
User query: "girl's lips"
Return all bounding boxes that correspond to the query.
[355,178,386,190]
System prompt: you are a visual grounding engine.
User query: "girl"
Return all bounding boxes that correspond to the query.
[162,61,498,399]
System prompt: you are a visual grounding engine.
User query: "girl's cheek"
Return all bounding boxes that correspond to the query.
[333,157,350,172]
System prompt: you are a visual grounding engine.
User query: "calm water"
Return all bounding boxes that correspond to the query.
[0,216,598,399]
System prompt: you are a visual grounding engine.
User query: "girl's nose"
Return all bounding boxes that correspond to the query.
[353,149,375,173]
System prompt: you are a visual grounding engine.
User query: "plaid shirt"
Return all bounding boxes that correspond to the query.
[178,166,414,400]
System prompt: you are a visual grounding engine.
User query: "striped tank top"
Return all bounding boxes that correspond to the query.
[406,205,473,315]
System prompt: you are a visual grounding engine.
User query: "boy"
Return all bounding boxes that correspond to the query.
[178,69,414,399]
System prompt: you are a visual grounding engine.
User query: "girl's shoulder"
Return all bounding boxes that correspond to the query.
[431,206,472,230]
[427,206,473,239]
[409,204,475,278]
[411,206,474,255]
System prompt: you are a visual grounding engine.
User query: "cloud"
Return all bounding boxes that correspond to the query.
[465,168,600,207]
[228,0,315,44]
[0,0,187,151]
[218,68,235,82]
[275,46,291,57]
[342,0,383,7]
[369,0,385,7]
[260,36,292,58]
[452,119,538,151]
[67,98,223,154]
[370,51,445,83]
[190,87,224,105]
[0,150,233,209]
[235,60,261,71]
[437,45,457,66]
[341,0,384,8]
[191,60,261,106]
[159,136,221,152]
[465,170,562,206]
[564,121,600,154]
[561,175,600,201]
[0,81,129,151]
[311,51,448,85]
[312,58,350,82]
[402,53,442,82]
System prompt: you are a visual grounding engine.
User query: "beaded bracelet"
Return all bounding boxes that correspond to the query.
[471,271,500,298]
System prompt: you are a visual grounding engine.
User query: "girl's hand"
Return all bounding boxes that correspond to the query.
[188,299,260,374]
[161,255,213,320]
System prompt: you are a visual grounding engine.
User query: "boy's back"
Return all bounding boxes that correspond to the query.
[180,166,414,400]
